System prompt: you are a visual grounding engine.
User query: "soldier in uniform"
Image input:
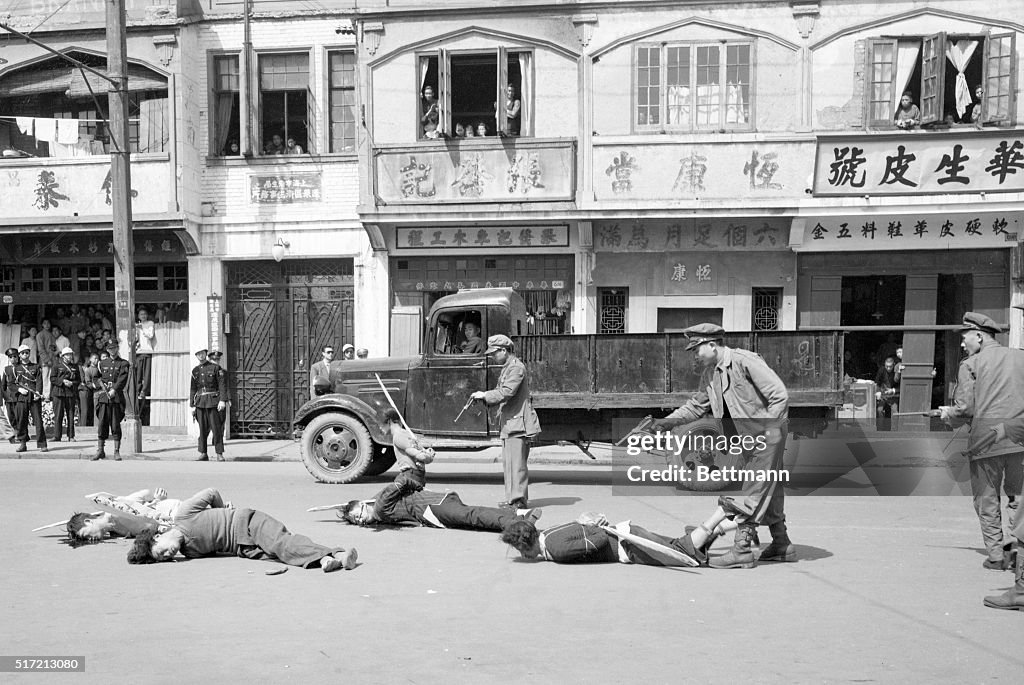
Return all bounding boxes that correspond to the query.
[91,341,130,461]
[650,323,791,569]
[190,348,228,461]
[13,344,47,453]
[939,312,1024,571]
[208,350,229,452]
[51,346,81,442]
[2,347,20,443]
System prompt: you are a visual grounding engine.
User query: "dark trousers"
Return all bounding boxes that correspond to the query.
[619,524,696,567]
[970,453,1024,562]
[235,510,344,568]
[96,401,124,440]
[53,395,77,440]
[197,406,224,455]
[15,401,47,447]
[502,435,530,503]
[429,493,519,531]
[5,401,16,429]
[78,387,93,426]
[738,421,789,529]
[135,354,152,425]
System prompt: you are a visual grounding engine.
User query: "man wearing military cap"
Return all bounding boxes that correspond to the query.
[91,341,130,461]
[191,347,228,461]
[650,323,791,569]
[471,334,541,509]
[939,311,1024,572]
[12,343,47,453]
[2,347,21,442]
[51,346,81,442]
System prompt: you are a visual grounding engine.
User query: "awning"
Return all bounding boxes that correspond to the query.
[0,64,166,98]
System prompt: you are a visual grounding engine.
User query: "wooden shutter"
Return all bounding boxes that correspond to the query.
[983,32,1016,124]
[864,39,897,126]
[305,84,317,155]
[497,45,508,135]
[919,32,946,124]
[437,48,449,137]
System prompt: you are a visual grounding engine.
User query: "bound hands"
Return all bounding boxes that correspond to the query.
[576,512,609,527]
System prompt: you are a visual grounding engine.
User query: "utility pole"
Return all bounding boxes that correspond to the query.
[106,0,141,454]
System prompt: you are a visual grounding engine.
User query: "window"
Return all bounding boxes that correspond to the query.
[598,288,628,334]
[0,51,169,158]
[432,309,483,355]
[77,266,106,292]
[752,288,782,331]
[211,54,241,156]
[635,42,752,132]
[48,267,73,292]
[163,265,187,291]
[417,49,532,139]
[135,265,159,291]
[328,51,356,153]
[865,33,1016,127]
[259,52,311,154]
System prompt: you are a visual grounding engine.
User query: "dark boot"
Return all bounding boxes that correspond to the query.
[215,452,225,462]
[113,440,121,461]
[196,452,209,461]
[759,521,797,562]
[710,524,757,569]
[15,441,27,453]
[91,439,106,461]
[984,544,1024,611]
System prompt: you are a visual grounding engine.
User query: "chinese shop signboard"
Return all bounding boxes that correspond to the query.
[795,213,1019,252]
[396,225,569,250]
[813,131,1024,196]
[593,218,789,252]
[249,172,323,204]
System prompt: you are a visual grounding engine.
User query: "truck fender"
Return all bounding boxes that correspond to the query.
[293,394,392,445]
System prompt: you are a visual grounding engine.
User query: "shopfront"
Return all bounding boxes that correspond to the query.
[591,218,797,334]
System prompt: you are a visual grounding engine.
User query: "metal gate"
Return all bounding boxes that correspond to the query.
[226,260,354,438]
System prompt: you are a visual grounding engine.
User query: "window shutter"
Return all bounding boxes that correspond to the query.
[984,32,1016,124]
[497,45,508,135]
[919,32,946,124]
[306,84,317,154]
[437,48,449,137]
[864,38,897,127]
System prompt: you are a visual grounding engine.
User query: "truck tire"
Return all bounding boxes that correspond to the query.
[301,412,373,484]
[670,418,741,492]
[362,445,398,477]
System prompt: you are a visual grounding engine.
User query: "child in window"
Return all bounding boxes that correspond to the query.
[894,91,921,129]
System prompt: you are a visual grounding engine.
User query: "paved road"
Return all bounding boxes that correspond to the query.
[2,459,1020,684]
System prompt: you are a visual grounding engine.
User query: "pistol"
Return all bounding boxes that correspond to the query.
[454,396,477,423]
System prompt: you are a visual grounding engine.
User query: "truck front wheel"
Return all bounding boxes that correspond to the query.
[301,412,373,484]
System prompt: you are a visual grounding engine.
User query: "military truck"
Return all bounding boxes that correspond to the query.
[294,288,843,485]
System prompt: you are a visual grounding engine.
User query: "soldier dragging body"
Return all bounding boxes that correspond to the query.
[12,344,47,453]
[191,348,228,461]
[51,346,81,442]
[91,341,130,461]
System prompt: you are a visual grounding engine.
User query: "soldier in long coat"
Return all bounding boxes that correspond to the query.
[12,344,47,453]
[190,348,228,461]
[91,341,130,461]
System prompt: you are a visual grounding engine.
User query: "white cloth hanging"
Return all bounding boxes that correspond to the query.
[34,118,57,142]
[16,117,34,135]
[56,119,81,144]
[945,40,979,118]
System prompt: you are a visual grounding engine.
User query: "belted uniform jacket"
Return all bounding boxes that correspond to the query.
[948,339,1024,460]
[482,355,541,439]
[51,360,81,399]
[191,361,228,409]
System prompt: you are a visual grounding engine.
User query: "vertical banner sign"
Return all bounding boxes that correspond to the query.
[207,296,223,353]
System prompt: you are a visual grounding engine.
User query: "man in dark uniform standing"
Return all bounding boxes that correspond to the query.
[190,348,228,461]
[650,323,791,569]
[51,346,81,442]
[208,350,229,454]
[13,343,47,453]
[91,341,130,461]
[939,312,1024,571]
[2,347,20,443]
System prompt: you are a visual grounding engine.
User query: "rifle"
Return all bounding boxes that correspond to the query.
[454,396,478,424]
[891,410,941,417]
[615,415,655,446]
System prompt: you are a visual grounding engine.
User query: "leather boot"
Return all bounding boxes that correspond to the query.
[710,524,757,569]
[113,440,121,461]
[91,439,106,461]
[15,441,27,453]
[984,544,1024,611]
[759,521,797,562]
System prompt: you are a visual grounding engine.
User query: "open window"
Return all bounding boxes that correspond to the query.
[635,41,752,132]
[0,51,168,158]
[865,32,1016,128]
[417,49,532,139]
[431,308,485,355]
[259,52,310,155]
[210,54,241,156]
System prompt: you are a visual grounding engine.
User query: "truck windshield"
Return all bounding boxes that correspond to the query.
[432,309,484,355]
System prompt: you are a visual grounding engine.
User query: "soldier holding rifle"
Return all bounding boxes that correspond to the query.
[12,343,47,453]
[91,341,130,461]
[190,348,228,462]
[938,312,1024,572]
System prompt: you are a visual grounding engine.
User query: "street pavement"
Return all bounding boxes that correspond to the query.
[1,458,1021,684]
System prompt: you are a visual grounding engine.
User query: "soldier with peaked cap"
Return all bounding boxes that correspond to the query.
[649,323,791,569]
[470,334,541,509]
[51,346,82,442]
[190,348,228,461]
[12,344,47,453]
[92,340,130,461]
[2,347,21,442]
[939,311,1024,571]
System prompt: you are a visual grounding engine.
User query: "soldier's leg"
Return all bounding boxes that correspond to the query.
[109,403,124,440]
[15,402,29,444]
[31,402,46,448]
[52,397,65,441]
[210,406,225,457]
[197,408,211,456]
[67,396,77,439]
[502,436,529,504]
[1004,453,1024,536]
[970,457,1006,566]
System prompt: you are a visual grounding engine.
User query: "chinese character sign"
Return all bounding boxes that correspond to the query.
[798,213,1018,252]
[396,226,569,250]
[594,219,788,252]
[249,173,323,204]
[814,132,1024,196]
